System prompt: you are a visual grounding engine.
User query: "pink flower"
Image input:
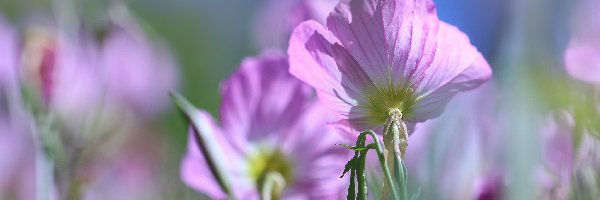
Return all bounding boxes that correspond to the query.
[288,0,492,134]
[564,0,600,85]
[181,52,348,199]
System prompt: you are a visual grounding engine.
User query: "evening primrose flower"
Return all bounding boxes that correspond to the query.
[181,52,348,199]
[288,0,492,135]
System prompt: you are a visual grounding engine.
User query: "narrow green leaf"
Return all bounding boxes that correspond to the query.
[340,157,356,178]
[170,92,236,200]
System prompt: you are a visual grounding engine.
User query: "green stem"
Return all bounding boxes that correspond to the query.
[357,149,368,200]
[347,163,356,200]
[361,131,400,200]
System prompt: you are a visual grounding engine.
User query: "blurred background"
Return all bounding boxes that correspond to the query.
[1,0,597,199]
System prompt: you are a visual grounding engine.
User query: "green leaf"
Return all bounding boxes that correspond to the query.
[337,144,374,152]
[340,157,356,178]
[170,92,236,200]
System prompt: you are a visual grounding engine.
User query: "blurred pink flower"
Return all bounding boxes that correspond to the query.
[536,111,600,199]
[0,16,20,98]
[19,19,179,134]
[537,112,575,200]
[288,0,492,134]
[181,52,348,199]
[48,34,111,129]
[253,0,339,49]
[564,0,600,84]
[0,15,35,200]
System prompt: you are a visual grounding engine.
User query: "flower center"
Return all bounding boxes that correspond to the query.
[362,83,416,125]
[248,148,294,189]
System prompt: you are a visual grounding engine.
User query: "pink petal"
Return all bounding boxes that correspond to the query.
[565,39,600,84]
[219,51,316,149]
[410,22,491,122]
[327,0,440,88]
[564,0,600,84]
[288,20,375,127]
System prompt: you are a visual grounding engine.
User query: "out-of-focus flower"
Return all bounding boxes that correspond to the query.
[288,0,492,135]
[0,16,35,200]
[0,16,20,101]
[536,112,574,200]
[0,118,36,200]
[20,25,114,134]
[536,111,600,199]
[404,84,506,200]
[181,52,348,199]
[100,21,179,118]
[253,0,339,49]
[564,0,600,84]
[17,11,180,199]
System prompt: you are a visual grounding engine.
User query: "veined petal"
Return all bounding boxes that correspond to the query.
[327,0,440,88]
[409,22,491,122]
[327,0,388,86]
[220,51,316,149]
[288,20,373,122]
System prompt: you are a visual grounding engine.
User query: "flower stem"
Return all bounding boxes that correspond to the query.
[361,131,400,200]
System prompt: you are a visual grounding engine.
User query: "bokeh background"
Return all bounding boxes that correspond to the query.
[0,0,593,199]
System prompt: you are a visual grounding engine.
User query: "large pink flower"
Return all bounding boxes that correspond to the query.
[288,0,492,133]
[181,52,348,199]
